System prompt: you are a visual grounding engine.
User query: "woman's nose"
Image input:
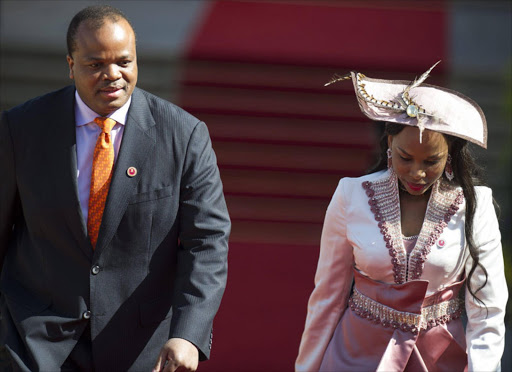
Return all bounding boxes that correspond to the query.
[410,163,426,179]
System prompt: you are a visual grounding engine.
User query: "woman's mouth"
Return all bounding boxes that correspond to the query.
[407,182,426,192]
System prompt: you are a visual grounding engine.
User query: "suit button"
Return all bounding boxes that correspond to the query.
[82,310,91,320]
[91,265,100,275]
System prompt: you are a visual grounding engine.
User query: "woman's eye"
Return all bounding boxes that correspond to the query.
[425,160,439,166]
[399,155,411,162]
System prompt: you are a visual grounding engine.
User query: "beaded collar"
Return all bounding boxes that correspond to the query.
[362,170,464,284]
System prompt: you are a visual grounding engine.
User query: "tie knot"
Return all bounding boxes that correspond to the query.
[94,117,116,132]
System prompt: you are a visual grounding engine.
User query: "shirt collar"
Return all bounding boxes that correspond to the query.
[74,90,132,127]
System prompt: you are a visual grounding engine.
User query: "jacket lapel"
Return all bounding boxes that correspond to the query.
[54,86,92,259]
[94,89,156,255]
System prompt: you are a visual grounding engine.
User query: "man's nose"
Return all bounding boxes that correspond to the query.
[103,64,121,80]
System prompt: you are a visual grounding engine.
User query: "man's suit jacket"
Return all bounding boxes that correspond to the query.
[0,86,230,371]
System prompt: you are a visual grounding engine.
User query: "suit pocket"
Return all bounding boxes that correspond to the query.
[139,296,173,327]
[128,185,173,205]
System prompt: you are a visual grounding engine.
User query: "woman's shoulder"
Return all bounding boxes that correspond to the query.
[457,185,495,220]
[337,169,388,188]
[474,185,493,198]
[473,185,495,213]
[331,170,389,203]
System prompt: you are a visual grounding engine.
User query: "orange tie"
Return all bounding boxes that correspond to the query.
[87,117,116,249]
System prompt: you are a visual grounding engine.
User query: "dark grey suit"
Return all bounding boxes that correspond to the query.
[0,86,230,371]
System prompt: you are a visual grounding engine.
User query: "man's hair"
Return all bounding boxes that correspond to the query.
[66,5,135,57]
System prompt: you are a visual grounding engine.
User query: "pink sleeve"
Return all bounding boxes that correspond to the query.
[465,187,508,372]
[296,179,355,371]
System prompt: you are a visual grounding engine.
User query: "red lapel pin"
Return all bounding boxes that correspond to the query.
[127,167,137,177]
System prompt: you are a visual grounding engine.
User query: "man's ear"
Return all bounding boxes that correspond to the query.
[66,55,74,80]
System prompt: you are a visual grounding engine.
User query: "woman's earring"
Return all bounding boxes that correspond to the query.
[445,154,454,181]
[387,148,393,170]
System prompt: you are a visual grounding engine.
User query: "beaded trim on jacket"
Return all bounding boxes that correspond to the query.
[349,287,464,334]
[362,171,464,284]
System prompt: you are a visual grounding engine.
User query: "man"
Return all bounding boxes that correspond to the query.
[0,5,230,371]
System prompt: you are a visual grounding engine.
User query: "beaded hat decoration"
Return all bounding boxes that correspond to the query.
[326,61,487,148]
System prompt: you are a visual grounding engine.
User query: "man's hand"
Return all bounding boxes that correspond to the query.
[153,338,199,372]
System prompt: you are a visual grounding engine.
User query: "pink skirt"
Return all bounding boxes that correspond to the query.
[320,269,467,372]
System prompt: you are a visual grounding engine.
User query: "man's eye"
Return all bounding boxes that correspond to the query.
[118,61,130,67]
[90,63,100,68]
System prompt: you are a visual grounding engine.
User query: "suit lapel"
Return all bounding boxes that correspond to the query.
[94,89,156,255]
[53,86,92,259]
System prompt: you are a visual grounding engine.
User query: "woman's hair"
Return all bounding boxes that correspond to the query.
[368,122,489,304]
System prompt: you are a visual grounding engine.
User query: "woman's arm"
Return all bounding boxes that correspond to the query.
[295,179,355,372]
[465,187,508,372]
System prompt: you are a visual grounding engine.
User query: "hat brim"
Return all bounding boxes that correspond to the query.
[351,73,487,148]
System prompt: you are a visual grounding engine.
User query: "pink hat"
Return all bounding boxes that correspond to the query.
[327,61,487,148]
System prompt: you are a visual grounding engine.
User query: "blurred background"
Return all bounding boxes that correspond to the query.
[1,0,510,371]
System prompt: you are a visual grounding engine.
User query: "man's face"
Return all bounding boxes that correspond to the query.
[67,18,137,116]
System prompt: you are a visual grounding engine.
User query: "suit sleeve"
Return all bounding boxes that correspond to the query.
[0,111,18,275]
[170,121,230,360]
[465,187,508,372]
[295,179,354,371]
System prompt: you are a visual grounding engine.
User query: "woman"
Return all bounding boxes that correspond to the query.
[296,63,507,371]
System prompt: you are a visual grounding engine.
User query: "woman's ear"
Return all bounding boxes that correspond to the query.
[387,135,392,149]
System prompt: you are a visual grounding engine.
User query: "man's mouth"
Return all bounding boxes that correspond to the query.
[100,86,124,98]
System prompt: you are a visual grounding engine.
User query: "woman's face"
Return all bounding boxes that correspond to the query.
[388,126,449,196]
